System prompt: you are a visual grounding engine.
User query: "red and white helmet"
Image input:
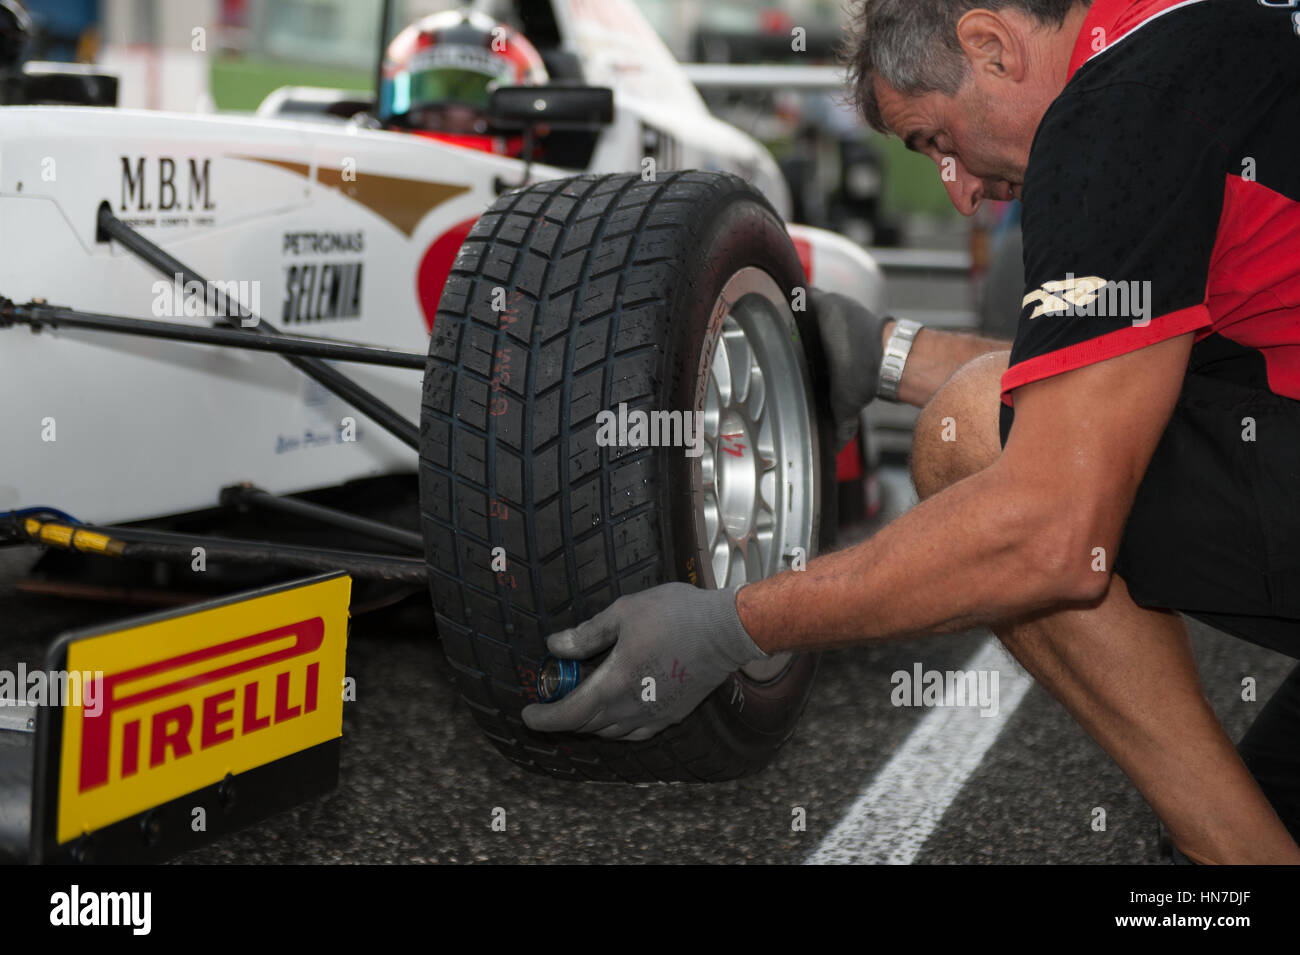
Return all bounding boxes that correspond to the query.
[378,8,547,153]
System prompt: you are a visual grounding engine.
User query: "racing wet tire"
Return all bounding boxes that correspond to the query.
[419,171,836,781]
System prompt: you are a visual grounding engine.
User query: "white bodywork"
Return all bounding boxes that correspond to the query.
[0,0,883,525]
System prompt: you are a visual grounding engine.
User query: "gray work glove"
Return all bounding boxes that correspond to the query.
[810,289,891,452]
[520,582,766,742]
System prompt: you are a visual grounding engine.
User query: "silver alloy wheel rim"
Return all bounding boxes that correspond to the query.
[693,267,818,683]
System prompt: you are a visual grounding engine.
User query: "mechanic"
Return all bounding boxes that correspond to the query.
[376,8,547,157]
[523,0,1300,866]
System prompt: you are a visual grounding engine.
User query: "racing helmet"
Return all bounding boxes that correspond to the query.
[377,8,547,153]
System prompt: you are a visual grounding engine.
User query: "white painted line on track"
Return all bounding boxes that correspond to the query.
[805,637,1034,865]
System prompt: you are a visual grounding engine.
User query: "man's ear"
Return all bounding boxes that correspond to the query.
[955,10,1027,82]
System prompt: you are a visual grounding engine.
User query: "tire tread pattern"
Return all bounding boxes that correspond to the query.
[421,172,817,781]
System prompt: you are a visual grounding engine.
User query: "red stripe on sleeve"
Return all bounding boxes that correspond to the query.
[1000,304,1211,405]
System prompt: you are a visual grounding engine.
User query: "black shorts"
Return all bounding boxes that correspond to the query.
[1001,368,1300,660]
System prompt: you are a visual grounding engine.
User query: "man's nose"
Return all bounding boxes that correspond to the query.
[939,157,984,217]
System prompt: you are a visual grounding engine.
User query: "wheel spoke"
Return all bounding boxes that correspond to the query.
[723,323,752,407]
[753,527,775,572]
[711,334,732,408]
[703,488,720,549]
[712,537,731,587]
[756,405,776,460]
[743,539,765,582]
[759,467,777,514]
[727,546,749,588]
[745,362,766,422]
[703,375,720,441]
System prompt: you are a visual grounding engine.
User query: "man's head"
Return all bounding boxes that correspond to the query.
[844,0,1091,214]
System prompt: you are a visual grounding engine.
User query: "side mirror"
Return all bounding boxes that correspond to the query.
[488,86,613,129]
[6,64,118,107]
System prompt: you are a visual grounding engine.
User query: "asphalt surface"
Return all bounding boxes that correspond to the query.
[1,468,1293,865]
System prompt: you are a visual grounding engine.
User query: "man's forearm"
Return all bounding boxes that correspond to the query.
[738,462,1077,653]
[883,319,1010,408]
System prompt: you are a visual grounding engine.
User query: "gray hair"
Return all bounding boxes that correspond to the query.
[842,0,1087,132]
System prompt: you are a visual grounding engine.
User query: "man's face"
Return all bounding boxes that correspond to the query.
[875,73,1040,216]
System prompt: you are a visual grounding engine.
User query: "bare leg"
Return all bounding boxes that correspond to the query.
[910,353,1300,864]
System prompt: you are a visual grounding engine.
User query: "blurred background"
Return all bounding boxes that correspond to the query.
[11,1,1014,241]
[7,0,1026,457]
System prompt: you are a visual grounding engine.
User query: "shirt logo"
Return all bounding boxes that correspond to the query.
[1021,274,1153,326]
[1022,275,1109,319]
[1257,1,1300,35]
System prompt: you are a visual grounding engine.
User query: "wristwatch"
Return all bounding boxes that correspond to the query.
[876,318,924,402]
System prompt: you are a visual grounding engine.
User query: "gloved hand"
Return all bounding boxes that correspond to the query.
[810,289,892,452]
[521,582,766,741]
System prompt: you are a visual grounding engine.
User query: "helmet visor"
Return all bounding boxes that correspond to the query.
[380,45,514,122]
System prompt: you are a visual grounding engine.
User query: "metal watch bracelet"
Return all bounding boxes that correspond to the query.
[876,318,923,402]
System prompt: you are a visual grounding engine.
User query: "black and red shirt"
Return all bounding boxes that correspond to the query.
[1003,0,1300,404]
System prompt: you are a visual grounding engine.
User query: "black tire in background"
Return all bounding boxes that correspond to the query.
[419,171,837,782]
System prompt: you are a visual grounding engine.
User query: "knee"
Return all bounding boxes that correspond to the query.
[910,351,1010,500]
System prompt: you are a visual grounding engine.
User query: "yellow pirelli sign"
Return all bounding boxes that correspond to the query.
[56,575,350,844]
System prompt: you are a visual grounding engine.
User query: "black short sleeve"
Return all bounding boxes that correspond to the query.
[1003,82,1224,401]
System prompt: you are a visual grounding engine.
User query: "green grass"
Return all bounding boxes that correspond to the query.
[767,130,957,218]
[210,56,373,112]
[877,135,958,218]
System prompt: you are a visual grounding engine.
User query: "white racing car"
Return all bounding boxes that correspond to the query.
[0,0,886,861]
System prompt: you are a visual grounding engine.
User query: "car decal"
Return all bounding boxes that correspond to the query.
[233,156,471,237]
